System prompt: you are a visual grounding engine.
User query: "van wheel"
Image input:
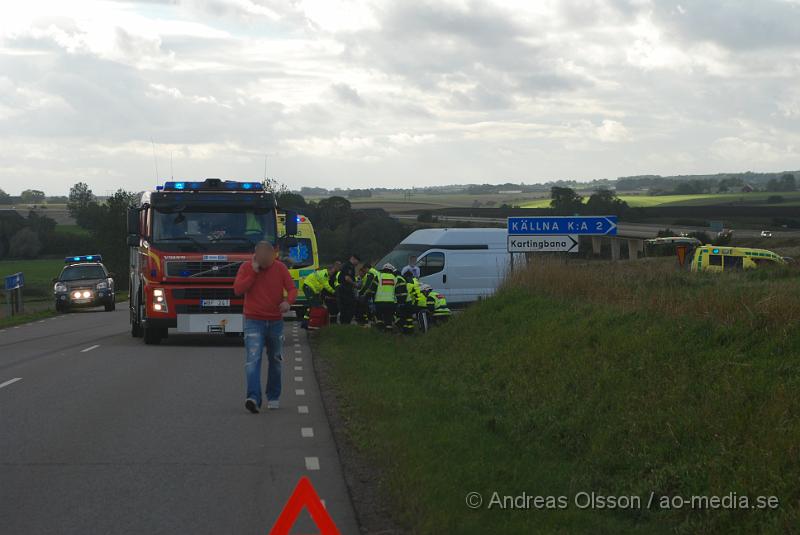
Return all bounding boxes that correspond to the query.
[143,325,162,345]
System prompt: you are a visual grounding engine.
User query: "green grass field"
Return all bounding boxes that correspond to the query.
[0,258,64,299]
[55,224,90,236]
[316,259,800,534]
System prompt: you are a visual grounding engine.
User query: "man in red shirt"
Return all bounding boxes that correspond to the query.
[233,241,297,413]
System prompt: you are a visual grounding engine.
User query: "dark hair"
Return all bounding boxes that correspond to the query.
[351,253,362,261]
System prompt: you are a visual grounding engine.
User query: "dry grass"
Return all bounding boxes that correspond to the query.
[507,257,800,332]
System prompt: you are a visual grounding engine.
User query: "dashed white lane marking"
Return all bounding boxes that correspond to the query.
[305,457,320,471]
[13,326,19,329]
[301,427,314,438]
[37,320,45,323]
[294,350,302,354]
[298,405,309,414]
[0,378,22,389]
[295,357,302,362]
[296,389,305,396]
[294,366,303,371]
[80,344,100,353]
[294,376,303,382]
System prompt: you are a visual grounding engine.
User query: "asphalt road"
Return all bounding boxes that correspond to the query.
[0,309,358,535]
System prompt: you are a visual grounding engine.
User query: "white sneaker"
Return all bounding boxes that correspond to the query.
[266,400,280,410]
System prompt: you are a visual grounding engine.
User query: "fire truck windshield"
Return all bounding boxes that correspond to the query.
[151,209,276,252]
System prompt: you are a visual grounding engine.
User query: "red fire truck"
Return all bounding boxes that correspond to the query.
[126,178,297,344]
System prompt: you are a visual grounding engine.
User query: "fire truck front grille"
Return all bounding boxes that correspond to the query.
[171,288,237,300]
[174,304,244,314]
[166,261,242,278]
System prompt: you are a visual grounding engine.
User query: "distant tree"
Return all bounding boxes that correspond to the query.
[550,186,583,211]
[9,227,41,258]
[0,188,11,205]
[310,196,351,231]
[20,189,46,203]
[276,192,307,211]
[781,173,797,191]
[347,189,372,198]
[585,188,629,215]
[657,228,678,238]
[26,211,56,243]
[68,182,97,224]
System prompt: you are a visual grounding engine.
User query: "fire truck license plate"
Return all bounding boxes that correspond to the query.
[201,299,230,307]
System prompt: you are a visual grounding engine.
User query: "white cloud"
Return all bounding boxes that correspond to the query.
[1,0,799,194]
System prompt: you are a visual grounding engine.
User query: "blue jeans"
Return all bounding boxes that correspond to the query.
[244,318,284,406]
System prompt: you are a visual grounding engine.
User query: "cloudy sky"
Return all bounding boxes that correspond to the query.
[1,0,799,195]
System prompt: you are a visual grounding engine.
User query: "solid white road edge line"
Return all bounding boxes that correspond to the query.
[81,344,100,353]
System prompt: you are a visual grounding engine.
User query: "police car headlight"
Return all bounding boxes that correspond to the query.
[96,282,108,290]
[54,282,67,293]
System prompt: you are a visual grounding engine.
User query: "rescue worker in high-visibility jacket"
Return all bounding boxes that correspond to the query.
[356,263,379,326]
[394,269,414,334]
[373,263,398,331]
[421,284,451,326]
[300,264,337,329]
[324,261,342,324]
[396,268,421,334]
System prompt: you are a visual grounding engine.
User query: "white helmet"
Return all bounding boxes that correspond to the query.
[382,263,396,271]
[420,283,432,291]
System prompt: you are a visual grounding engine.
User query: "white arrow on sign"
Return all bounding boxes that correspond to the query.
[507,235,579,253]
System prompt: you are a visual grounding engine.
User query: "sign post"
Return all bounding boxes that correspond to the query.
[506,215,619,258]
[4,272,24,316]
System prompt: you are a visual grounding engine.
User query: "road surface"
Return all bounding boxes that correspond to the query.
[0,309,358,534]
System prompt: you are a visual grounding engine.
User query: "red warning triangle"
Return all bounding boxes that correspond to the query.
[269,476,341,535]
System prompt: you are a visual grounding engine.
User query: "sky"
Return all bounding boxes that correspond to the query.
[0,0,799,195]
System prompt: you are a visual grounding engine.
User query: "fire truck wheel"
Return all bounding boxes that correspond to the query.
[131,321,142,338]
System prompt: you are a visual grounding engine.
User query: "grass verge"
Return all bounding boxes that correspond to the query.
[316,260,800,534]
[0,308,57,328]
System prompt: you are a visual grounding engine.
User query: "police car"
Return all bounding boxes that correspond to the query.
[53,255,116,312]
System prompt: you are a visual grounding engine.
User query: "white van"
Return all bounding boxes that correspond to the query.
[377,228,525,305]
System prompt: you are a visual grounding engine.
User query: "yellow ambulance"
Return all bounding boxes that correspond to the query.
[689,246,786,272]
[278,212,319,312]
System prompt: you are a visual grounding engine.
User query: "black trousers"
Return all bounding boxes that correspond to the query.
[337,288,356,324]
[374,303,395,330]
[324,293,339,323]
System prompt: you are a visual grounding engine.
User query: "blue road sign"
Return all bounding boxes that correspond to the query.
[4,272,24,290]
[507,216,618,236]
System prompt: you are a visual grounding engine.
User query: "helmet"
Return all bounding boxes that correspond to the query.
[420,283,431,291]
[401,266,412,276]
[382,263,396,271]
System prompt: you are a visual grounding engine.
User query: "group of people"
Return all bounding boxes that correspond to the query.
[300,254,451,333]
[232,242,452,414]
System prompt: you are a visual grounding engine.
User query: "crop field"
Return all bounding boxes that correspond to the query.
[522,191,800,208]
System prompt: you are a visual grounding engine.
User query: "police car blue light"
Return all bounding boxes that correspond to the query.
[65,254,103,263]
